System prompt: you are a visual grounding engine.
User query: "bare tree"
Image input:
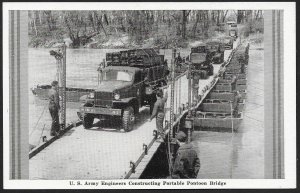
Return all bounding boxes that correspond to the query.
[182,10,191,39]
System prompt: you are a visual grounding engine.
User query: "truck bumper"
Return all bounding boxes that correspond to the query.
[79,106,122,116]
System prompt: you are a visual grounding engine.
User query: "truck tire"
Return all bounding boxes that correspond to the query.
[122,106,135,132]
[83,114,94,129]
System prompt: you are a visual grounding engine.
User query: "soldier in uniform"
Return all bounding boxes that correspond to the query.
[148,89,168,142]
[192,72,201,101]
[241,60,245,73]
[171,131,200,179]
[238,53,245,74]
[232,90,242,117]
[175,52,183,70]
[176,52,182,63]
[48,80,60,136]
[231,74,237,92]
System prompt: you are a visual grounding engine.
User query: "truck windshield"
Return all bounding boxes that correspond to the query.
[103,70,133,82]
[191,46,206,53]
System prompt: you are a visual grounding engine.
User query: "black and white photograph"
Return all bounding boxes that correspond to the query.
[3,2,296,189]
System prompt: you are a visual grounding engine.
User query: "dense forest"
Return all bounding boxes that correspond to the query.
[28,10,263,49]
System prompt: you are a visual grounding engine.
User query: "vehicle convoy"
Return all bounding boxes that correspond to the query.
[78,48,169,131]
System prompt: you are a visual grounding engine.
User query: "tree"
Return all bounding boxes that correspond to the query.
[237,10,245,24]
[182,10,191,39]
[44,11,56,31]
[63,11,91,48]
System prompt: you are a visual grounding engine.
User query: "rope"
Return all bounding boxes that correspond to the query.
[38,124,46,145]
[29,104,47,137]
[179,77,181,111]
[229,101,234,178]
[175,79,178,114]
[166,132,173,177]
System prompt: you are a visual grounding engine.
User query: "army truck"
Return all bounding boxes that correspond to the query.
[223,36,234,50]
[79,48,169,131]
[206,40,225,64]
[189,43,214,79]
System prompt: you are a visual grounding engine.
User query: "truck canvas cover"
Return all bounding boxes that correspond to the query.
[190,53,207,64]
[106,48,164,67]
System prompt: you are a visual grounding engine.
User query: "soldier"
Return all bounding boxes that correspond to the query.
[175,52,183,70]
[192,72,200,101]
[238,54,245,73]
[232,90,242,117]
[148,89,168,142]
[186,55,190,62]
[171,131,200,179]
[97,61,105,84]
[240,60,245,74]
[48,80,60,136]
[231,74,237,92]
[177,52,182,63]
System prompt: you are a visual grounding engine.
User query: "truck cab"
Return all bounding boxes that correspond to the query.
[223,36,234,50]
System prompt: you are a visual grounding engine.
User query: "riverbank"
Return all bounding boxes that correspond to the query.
[29,32,208,49]
[29,31,262,50]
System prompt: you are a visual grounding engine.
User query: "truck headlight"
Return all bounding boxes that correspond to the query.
[88,92,94,99]
[114,93,120,100]
[145,86,153,95]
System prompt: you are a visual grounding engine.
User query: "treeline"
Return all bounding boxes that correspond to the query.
[28,10,263,48]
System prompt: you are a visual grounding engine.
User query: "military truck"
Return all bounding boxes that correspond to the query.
[79,48,169,131]
[189,43,214,79]
[206,40,225,64]
[223,36,234,50]
[229,28,238,40]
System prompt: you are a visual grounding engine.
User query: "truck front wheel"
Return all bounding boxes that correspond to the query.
[122,106,135,132]
[83,114,94,129]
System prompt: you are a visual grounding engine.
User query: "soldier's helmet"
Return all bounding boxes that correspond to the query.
[176,131,187,142]
[51,80,59,87]
[156,89,163,98]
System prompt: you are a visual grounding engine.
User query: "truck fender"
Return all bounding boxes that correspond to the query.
[115,97,139,114]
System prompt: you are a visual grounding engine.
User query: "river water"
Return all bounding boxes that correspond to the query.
[193,45,265,178]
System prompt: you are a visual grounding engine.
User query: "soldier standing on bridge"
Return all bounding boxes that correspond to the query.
[175,52,183,70]
[192,72,201,101]
[171,131,200,179]
[148,89,168,142]
[231,74,237,92]
[48,80,60,136]
[232,90,242,117]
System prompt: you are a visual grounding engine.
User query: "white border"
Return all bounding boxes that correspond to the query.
[3,2,296,189]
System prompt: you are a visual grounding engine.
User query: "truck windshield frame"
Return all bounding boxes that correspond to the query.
[102,70,133,82]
